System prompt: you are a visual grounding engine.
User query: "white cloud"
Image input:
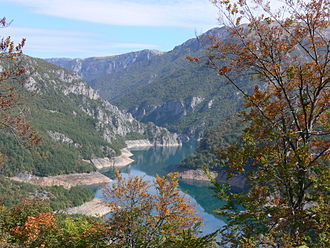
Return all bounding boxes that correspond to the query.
[2,26,160,58]
[0,0,219,28]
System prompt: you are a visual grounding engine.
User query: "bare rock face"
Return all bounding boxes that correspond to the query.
[64,198,113,217]
[24,77,38,92]
[125,139,153,149]
[62,81,100,100]
[128,96,207,138]
[178,169,247,190]
[178,169,216,182]
[185,96,205,111]
[47,131,74,144]
[90,148,134,169]
[10,172,112,189]
[46,49,163,82]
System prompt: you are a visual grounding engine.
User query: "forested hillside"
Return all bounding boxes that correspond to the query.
[48,27,256,139]
[0,56,180,177]
[180,114,245,170]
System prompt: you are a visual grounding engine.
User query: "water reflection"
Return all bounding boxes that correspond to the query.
[98,142,225,234]
[128,143,196,176]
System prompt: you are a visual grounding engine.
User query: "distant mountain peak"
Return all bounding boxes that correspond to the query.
[46,49,163,61]
[46,49,163,82]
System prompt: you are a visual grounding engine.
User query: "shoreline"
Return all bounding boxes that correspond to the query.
[9,143,153,188]
[88,138,182,170]
[9,140,181,217]
[125,139,182,149]
[89,148,135,170]
[63,197,113,217]
[9,171,112,189]
[177,168,247,190]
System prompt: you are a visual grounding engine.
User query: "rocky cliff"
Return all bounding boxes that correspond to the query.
[47,27,249,139]
[0,55,181,177]
[129,96,211,139]
[46,49,162,87]
[23,56,181,147]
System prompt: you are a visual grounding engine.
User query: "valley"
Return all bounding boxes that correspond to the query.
[0,27,252,218]
[0,27,251,234]
[2,1,328,246]
[47,27,252,140]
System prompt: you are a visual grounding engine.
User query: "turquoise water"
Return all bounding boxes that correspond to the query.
[96,143,225,234]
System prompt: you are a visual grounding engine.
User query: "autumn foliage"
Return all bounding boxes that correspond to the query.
[11,212,56,246]
[207,0,329,247]
[102,171,216,247]
[0,17,41,166]
[0,175,217,248]
[0,199,111,247]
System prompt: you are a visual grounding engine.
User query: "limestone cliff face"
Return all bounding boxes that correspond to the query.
[129,96,207,139]
[46,49,163,82]
[22,56,181,148]
[131,96,205,121]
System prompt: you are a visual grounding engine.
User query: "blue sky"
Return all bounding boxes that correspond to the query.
[1,0,220,58]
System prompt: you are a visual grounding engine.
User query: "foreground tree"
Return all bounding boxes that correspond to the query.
[0,174,217,247]
[206,0,329,247]
[0,199,110,247]
[0,17,40,166]
[103,171,217,248]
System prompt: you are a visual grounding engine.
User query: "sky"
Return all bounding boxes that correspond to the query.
[1,0,221,58]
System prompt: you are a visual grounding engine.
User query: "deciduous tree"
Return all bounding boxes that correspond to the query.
[103,171,217,248]
[0,17,41,166]
[206,0,330,247]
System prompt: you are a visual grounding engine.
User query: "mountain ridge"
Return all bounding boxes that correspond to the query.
[47,27,252,139]
[46,49,163,82]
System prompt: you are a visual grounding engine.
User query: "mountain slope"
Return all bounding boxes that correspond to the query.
[0,55,180,177]
[46,49,163,99]
[48,27,254,139]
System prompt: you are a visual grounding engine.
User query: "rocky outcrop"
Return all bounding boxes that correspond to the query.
[89,148,134,169]
[144,125,182,147]
[10,172,112,189]
[24,77,38,92]
[185,96,205,111]
[64,198,113,217]
[178,169,216,182]
[130,96,206,128]
[112,148,134,167]
[178,169,247,190]
[62,81,100,100]
[201,99,214,111]
[47,130,73,144]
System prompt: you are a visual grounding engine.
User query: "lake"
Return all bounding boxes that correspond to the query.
[96,142,226,234]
